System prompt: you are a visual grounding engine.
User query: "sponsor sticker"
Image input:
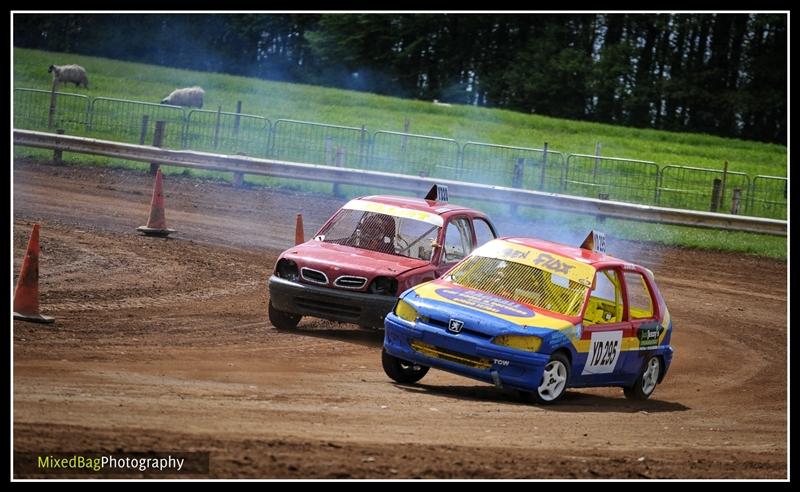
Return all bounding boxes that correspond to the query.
[471,240,595,287]
[638,325,661,348]
[435,287,535,318]
[582,330,623,375]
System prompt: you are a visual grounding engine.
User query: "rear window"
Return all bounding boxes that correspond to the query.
[447,255,589,317]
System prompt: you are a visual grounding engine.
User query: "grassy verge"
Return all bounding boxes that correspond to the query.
[14,47,787,177]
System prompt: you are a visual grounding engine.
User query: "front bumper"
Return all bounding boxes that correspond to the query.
[383,313,551,392]
[269,276,397,328]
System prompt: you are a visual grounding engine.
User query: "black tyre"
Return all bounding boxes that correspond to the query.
[268,300,301,330]
[624,355,661,400]
[382,348,429,384]
[522,352,570,404]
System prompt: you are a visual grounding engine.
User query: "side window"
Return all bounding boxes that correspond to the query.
[624,272,655,319]
[473,218,496,249]
[443,217,473,263]
[584,269,623,325]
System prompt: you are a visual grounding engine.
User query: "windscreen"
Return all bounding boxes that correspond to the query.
[316,209,440,261]
[447,255,589,317]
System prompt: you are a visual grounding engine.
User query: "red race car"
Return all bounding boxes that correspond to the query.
[268,185,498,330]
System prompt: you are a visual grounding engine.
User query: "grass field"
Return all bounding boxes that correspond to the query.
[13,48,787,259]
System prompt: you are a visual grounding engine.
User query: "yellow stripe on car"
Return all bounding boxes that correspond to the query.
[470,240,596,287]
[343,199,444,226]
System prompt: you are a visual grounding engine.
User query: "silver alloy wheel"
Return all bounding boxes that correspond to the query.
[641,357,660,395]
[537,360,568,401]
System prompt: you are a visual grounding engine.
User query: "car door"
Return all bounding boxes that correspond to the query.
[435,216,474,277]
[471,216,497,249]
[620,268,662,378]
[577,267,635,386]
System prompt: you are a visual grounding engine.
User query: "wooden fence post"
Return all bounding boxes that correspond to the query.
[509,157,525,217]
[402,117,410,150]
[710,178,722,212]
[53,129,65,164]
[720,160,729,211]
[233,100,242,138]
[597,192,609,225]
[332,147,344,197]
[150,120,165,175]
[359,125,367,167]
[540,142,548,190]
[48,79,58,129]
[593,142,602,181]
[213,105,222,149]
[139,114,150,145]
[731,188,742,215]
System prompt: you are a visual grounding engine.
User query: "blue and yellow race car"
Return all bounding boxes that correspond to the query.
[382,233,673,404]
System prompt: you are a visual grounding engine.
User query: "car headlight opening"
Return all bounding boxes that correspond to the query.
[275,259,299,282]
[369,276,398,296]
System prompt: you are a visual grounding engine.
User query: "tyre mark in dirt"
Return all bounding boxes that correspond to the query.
[49,280,262,312]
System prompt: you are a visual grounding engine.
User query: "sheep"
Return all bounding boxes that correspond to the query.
[161,87,205,109]
[48,64,89,88]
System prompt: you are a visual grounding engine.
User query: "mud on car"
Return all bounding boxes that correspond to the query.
[268,186,498,330]
[382,232,674,404]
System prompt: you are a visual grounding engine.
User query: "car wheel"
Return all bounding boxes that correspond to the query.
[624,356,661,400]
[525,352,570,404]
[382,348,429,384]
[268,300,301,330]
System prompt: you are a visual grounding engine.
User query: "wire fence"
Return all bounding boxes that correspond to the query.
[461,142,565,192]
[89,97,186,148]
[565,154,660,205]
[271,119,368,169]
[371,131,461,178]
[749,175,788,220]
[185,109,271,157]
[14,88,90,133]
[12,87,787,220]
[658,165,751,214]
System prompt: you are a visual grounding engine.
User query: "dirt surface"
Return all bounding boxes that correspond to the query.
[12,159,788,479]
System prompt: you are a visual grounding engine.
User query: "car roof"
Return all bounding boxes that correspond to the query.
[359,195,473,216]
[500,236,629,268]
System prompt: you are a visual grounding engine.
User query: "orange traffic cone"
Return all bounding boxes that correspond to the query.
[137,168,175,237]
[13,224,54,324]
[295,213,305,245]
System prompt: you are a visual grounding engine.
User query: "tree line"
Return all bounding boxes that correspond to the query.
[14,13,786,144]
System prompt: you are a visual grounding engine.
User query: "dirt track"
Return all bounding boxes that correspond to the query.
[12,159,788,479]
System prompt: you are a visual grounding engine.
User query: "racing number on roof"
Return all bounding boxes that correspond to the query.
[582,331,622,375]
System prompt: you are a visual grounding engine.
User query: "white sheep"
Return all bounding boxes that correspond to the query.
[48,64,89,88]
[161,87,205,108]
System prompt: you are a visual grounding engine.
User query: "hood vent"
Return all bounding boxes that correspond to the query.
[300,267,329,285]
[334,275,367,289]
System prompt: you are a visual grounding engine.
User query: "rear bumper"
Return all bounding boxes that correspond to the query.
[269,276,397,328]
